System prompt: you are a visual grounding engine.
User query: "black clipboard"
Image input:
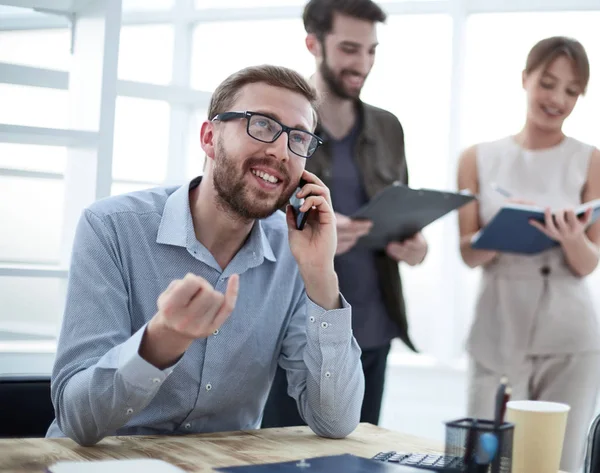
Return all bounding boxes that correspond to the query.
[351,183,475,250]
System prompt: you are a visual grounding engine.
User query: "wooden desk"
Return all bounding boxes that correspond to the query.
[0,423,443,473]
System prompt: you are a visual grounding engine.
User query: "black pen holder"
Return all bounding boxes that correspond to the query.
[444,418,514,473]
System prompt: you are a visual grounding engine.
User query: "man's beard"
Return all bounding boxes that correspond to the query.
[319,46,364,100]
[212,138,295,220]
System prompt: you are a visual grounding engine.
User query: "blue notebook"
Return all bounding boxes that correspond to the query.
[471,199,600,255]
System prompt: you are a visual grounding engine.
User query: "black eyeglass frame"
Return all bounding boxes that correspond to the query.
[211,110,324,159]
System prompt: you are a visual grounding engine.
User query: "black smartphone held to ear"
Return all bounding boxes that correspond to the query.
[289,178,311,230]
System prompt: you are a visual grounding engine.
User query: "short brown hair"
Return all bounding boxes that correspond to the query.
[525,36,590,94]
[303,0,386,40]
[208,64,318,124]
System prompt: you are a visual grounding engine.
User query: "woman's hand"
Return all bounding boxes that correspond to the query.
[529,207,593,243]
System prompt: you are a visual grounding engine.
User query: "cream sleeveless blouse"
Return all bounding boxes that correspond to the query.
[466,136,600,373]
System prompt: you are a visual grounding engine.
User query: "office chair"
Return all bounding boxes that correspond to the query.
[585,414,600,473]
[0,374,55,438]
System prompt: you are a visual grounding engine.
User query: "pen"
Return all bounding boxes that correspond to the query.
[500,386,512,425]
[464,418,478,467]
[494,376,508,430]
[490,182,512,199]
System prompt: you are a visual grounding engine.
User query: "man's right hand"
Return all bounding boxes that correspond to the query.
[336,212,373,255]
[139,273,239,369]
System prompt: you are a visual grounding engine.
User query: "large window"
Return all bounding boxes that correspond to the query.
[118,25,174,85]
[123,0,174,10]
[112,97,171,183]
[0,23,71,344]
[0,172,66,340]
[0,144,66,174]
[2,1,600,372]
[0,84,69,129]
[195,0,303,8]
[0,176,65,264]
[0,28,70,70]
[0,277,66,339]
[190,19,312,91]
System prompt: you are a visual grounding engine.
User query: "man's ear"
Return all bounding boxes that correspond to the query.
[305,33,321,58]
[521,69,527,90]
[200,121,216,160]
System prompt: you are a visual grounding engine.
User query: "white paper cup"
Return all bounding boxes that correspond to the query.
[506,400,570,473]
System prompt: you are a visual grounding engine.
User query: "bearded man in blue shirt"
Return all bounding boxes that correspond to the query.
[46,64,364,446]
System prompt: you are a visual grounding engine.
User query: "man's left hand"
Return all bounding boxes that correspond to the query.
[386,232,428,266]
[286,170,340,310]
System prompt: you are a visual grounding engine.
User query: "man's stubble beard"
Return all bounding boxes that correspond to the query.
[212,137,296,220]
[319,44,363,101]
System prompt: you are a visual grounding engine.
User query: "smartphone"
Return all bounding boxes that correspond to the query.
[289,178,311,230]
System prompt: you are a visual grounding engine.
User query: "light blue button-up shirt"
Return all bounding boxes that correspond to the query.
[46,177,364,446]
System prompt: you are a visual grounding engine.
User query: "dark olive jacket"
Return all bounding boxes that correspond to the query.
[305,100,418,352]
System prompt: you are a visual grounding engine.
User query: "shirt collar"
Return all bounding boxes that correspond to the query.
[156,176,276,266]
[156,176,199,248]
[244,216,277,264]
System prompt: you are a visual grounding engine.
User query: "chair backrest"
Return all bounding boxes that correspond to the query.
[0,375,54,438]
[585,413,600,473]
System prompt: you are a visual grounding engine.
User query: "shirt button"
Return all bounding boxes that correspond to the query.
[213,329,219,335]
[126,408,134,415]
[540,265,551,276]
[184,423,191,430]
[206,383,212,391]
[309,316,315,323]
[325,372,331,378]
[151,378,161,384]
[321,322,328,328]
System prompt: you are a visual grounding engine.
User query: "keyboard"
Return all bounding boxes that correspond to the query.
[372,451,465,471]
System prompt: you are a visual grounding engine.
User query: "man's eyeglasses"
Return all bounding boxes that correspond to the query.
[211,111,323,159]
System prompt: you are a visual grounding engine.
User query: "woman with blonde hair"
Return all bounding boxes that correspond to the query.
[457,36,600,472]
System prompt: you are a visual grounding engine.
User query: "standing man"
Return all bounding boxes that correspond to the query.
[262,0,428,428]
